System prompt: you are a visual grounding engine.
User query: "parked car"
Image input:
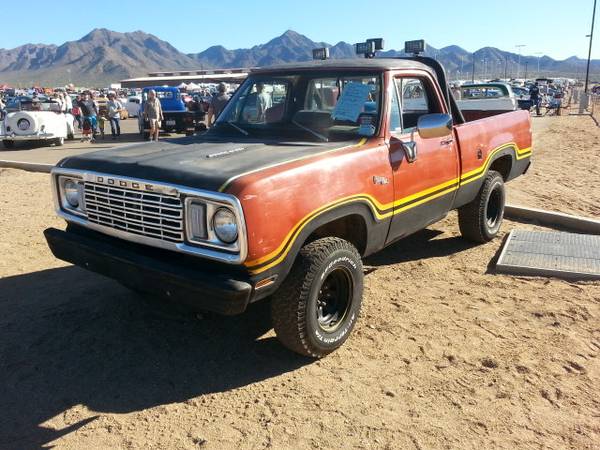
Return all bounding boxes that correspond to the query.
[138,87,195,138]
[456,82,519,120]
[511,86,533,110]
[1,98,75,148]
[45,47,532,357]
[124,96,142,118]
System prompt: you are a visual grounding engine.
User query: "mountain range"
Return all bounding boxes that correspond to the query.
[0,29,598,86]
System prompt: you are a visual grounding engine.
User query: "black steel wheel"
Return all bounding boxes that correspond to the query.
[316,267,352,332]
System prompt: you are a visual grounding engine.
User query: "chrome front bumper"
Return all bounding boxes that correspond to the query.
[1,132,56,141]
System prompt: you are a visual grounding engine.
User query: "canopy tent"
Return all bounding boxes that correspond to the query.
[177,82,188,89]
[186,82,201,91]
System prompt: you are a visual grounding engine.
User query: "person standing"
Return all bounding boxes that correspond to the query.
[256,82,272,122]
[143,89,163,141]
[63,91,73,113]
[207,83,230,126]
[529,82,541,116]
[72,95,82,129]
[78,92,99,140]
[107,92,123,139]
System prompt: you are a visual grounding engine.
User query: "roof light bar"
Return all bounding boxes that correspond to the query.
[355,38,384,58]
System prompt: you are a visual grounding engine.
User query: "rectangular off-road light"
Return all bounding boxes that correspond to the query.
[355,41,375,56]
[405,39,425,55]
[312,47,330,60]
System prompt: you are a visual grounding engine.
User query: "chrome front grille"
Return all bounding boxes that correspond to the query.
[83,181,184,243]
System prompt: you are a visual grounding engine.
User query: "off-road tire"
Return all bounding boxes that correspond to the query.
[458,170,505,243]
[53,137,65,147]
[271,237,364,358]
[67,132,74,140]
[2,140,15,149]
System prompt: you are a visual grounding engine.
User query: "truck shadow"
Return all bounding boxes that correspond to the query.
[365,228,477,267]
[0,266,310,450]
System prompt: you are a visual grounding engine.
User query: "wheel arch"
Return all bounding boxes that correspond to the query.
[248,200,389,301]
[488,153,513,181]
[306,213,369,256]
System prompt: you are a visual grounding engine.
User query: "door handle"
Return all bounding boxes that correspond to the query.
[440,138,454,146]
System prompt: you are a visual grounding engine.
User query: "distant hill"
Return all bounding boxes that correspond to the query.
[0,29,198,86]
[0,28,598,86]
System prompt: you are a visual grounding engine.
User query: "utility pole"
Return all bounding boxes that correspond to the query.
[471,58,475,82]
[524,61,528,80]
[516,44,526,78]
[534,52,543,78]
[585,0,597,93]
[504,56,508,79]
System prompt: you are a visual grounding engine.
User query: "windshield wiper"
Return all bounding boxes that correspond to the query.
[292,119,328,142]
[226,121,249,136]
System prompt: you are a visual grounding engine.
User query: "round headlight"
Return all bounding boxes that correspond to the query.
[64,179,80,207]
[212,208,238,244]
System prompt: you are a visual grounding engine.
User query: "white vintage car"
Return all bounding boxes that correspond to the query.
[1,99,75,149]
[124,96,142,118]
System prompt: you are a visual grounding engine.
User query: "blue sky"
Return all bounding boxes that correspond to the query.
[2,0,598,60]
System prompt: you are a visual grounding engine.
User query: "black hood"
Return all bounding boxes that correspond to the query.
[58,135,356,192]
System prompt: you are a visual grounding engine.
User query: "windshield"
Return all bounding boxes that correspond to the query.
[214,71,382,142]
[6,100,61,112]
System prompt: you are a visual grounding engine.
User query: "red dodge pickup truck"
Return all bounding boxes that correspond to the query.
[45,52,532,357]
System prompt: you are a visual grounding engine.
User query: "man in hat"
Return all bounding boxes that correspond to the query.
[207,83,230,126]
[143,89,163,141]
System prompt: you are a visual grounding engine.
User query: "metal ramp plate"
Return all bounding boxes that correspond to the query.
[496,230,600,280]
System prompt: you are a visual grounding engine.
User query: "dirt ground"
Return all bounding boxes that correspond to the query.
[508,115,600,217]
[0,115,599,450]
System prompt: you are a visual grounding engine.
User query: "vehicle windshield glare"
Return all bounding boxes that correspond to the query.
[215,73,382,141]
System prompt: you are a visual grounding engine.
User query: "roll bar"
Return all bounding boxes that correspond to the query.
[397,56,466,125]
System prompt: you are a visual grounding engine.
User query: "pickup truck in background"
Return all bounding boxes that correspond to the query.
[45,41,532,357]
[138,86,196,138]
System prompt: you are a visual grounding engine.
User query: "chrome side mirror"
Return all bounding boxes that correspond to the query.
[417,113,453,139]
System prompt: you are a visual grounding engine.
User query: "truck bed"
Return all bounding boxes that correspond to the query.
[452,109,532,206]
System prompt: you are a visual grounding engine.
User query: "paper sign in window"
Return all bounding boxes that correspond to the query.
[332,83,372,122]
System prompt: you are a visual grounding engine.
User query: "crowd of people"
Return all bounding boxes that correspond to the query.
[0,88,127,142]
[71,91,124,141]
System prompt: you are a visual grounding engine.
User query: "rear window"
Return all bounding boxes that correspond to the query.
[143,91,178,100]
[461,86,508,99]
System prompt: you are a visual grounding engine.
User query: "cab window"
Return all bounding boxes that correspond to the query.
[395,78,434,131]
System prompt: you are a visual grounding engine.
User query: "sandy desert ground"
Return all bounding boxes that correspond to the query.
[0,115,599,450]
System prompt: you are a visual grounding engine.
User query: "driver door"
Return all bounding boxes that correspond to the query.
[386,75,459,243]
